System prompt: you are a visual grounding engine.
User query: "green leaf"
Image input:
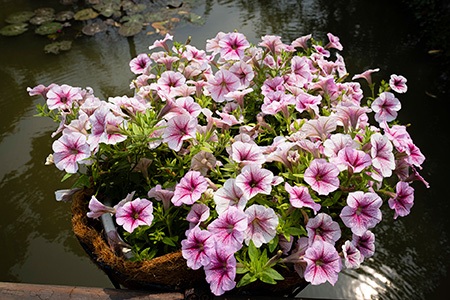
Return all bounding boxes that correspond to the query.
[236,273,257,287]
[248,240,259,262]
[162,236,176,247]
[260,272,277,284]
[284,226,307,237]
[61,172,73,182]
[265,267,284,281]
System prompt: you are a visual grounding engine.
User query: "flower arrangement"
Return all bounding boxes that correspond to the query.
[29,31,428,296]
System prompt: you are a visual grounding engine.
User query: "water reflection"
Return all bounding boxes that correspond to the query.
[0,0,448,298]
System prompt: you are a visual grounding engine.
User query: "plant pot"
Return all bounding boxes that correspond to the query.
[71,189,308,297]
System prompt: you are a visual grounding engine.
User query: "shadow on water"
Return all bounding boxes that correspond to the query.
[0,0,449,298]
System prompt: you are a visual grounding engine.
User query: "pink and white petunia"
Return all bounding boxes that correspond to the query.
[244,204,279,247]
[206,69,241,102]
[214,178,248,215]
[335,147,372,173]
[151,70,186,100]
[204,246,237,296]
[371,92,401,123]
[229,61,254,88]
[235,164,274,200]
[352,68,380,86]
[162,114,197,152]
[115,197,154,233]
[218,32,250,60]
[300,116,337,141]
[306,213,341,246]
[86,195,115,218]
[129,53,151,74]
[46,84,83,111]
[207,206,247,251]
[147,184,174,211]
[171,171,208,206]
[284,182,321,214]
[371,133,395,178]
[352,230,375,259]
[304,159,340,196]
[323,133,358,158]
[304,240,342,285]
[342,240,362,269]
[186,203,210,228]
[325,33,343,51]
[181,226,214,270]
[389,74,408,93]
[340,191,382,236]
[388,181,414,219]
[230,141,265,166]
[52,131,91,174]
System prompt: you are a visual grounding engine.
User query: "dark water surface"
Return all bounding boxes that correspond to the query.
[0,0,449,299]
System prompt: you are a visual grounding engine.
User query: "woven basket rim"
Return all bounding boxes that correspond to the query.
[70,188,308,295]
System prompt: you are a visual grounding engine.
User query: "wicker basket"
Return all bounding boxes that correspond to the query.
[71,189,307,296]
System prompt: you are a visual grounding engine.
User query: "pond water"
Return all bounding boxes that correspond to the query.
[0,0,448,299]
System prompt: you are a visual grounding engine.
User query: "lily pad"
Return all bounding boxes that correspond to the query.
[44,40,72,54]
[5,11,35,24]
[82,21,107,36]
[187,12,204,25]
[34,8,55,17]
[74,8,99,21]
[55,10,75,22]
[0,23,28,36]
[29,14,55,25]
[35,22,63,35]
[93,0,121,18]
[122,1,147,14]
[118,22,143,37]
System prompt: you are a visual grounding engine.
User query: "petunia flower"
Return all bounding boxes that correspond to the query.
[86,195,115,218]
[204,246,237,296]
[230,141,265,166]
[206,69,241,102]
[371,92,401,123]
[291,34,312,49]
[172,171,208,206]
[340,191,382,236]
[207,206,247,251]
[335,147,372,173]
[284,182,321,214]
[388,181,414,219]
[304,240,342,285]
[235,164,274,200]
[186,203,210,228]
[352,68,380,85]
[218,32,250,60]
[115,198,154,233]
[52,131,91,174]
[389,74,407,93]
[46,84,83,111]
[306,213,341,245]
[352,230,375,259]
[181,226,214,270]
[371,133,395,178]
[323,133,358,158]
[304,159,340,196]
[342,240,362,269]
[129,53,151,74]
[244,204,279,247]
[325,33,343,51]
[147,184,173,211]
[162,114,197,152]
[214,178,248,215]
[300,116,337,141]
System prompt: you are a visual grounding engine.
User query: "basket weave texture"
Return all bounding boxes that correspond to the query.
[71,189,307,295]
